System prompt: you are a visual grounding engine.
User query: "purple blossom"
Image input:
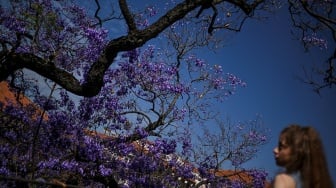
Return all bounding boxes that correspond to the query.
[99,165,113,176]
[0,0,108,73]
[303,33,328,49]
[172,107,187,121]
[0,1,269,187]
[248,169,268,188]
[135,127,149,138]
[38,158,60,169]
[153,139,176,154]
[61,160,79,172]
[0,167,9,176]
[195,58,206,67]
[147,6,158,17]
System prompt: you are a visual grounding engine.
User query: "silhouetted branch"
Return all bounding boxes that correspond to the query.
[1,0,267,97]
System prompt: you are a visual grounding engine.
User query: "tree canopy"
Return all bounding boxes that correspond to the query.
[1,0,334,96]
[0,0,334,187]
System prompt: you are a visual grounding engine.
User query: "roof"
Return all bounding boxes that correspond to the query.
[0,81,47,120]
[0,81,32,106]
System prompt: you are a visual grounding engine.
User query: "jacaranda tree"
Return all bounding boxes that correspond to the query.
[0,0,334,95]
[0,0,333,187]
[0,43,268,187]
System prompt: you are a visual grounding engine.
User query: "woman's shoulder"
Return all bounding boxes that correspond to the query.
[273,173,296,188]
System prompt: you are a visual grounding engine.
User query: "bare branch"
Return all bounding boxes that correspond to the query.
[118,0,137,32]
[94,0,103,27]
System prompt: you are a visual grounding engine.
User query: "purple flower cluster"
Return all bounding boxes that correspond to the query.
[0,1,270,187]
[0,67,267,188]
[133,5,159,29]
[153,139,176,155]
[1,95,204,187]
[248,169,268,188]
[117,48,187,95]
[134,127,149,138]
[99,164,113,176]
[230,122,269,167]
[303,34,328,49]
[2,15,26,34]
[0,0,108,74]
[172,107,187,121]
[185,54,246,102]
[38,158,60,170]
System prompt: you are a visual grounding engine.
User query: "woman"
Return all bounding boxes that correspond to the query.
[273,124,333,188]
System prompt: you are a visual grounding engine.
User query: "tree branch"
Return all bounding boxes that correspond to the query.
[1,0,265,97]
[94,0,103,27]
[119,0,137,32]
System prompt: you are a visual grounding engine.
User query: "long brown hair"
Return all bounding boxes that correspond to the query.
[280,125,333,188]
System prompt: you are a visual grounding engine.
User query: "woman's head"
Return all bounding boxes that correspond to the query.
[273,125,306,172]
[273,124,333,188]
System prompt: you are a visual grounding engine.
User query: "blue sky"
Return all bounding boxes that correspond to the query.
[202,5,336,182]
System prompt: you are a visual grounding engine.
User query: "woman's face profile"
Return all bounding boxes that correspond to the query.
[273,135,292,167]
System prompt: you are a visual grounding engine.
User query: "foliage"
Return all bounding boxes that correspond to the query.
[0,45,266,187]
[1,0,333,96]
[0,0,333,187]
